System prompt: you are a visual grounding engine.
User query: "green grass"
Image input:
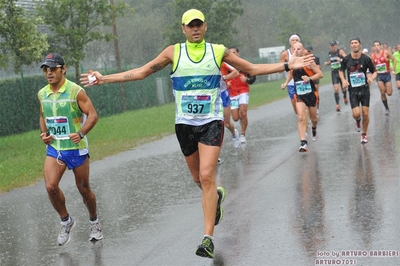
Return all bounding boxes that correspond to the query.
[0,72,330,194]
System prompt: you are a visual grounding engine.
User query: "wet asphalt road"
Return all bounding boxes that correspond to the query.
[1,81,400,266]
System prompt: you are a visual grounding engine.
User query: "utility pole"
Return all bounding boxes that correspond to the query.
[243,2,254,59]
[109,0,121,72]
[109,0,126,111]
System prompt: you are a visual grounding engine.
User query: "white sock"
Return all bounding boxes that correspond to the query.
[60,216,71,225]
[204,234,214,241]
[90,218,99,225]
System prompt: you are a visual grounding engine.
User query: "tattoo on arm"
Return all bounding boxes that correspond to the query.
[150,64,163,73]
[123,74,133,79]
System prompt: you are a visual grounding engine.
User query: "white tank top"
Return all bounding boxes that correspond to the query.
[285,49,294,86]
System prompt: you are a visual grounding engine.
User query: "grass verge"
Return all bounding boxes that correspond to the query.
[0,73,330,193]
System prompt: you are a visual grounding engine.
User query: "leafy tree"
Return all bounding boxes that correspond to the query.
[164,0,244,46]
[114,0,167,65]
[29,0,399,77]
[36,0,129,82]
[277,8,307,45]
[275,9,310,49]
[0,0,48,73]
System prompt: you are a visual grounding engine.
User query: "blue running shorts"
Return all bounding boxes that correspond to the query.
[220,90,231,108]
[377,73,391,83]
[287,85,296,99]
[46,145,88,170]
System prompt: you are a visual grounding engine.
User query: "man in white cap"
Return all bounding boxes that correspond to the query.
[80,9,314,259]
[280,33,302,114]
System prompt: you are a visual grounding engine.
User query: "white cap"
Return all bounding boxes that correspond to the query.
[362,48,368,53]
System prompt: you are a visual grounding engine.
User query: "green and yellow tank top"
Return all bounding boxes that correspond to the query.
[38,79,88,151]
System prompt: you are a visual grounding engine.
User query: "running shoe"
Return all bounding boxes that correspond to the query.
[361,134,368,144]
[89,220,103,241]
[239,134,246,143]
[232,129,241,148]
[336,104,341,112]
[299,142,308,152]
[385,109,390,115]
[355,120,361,132]
[344,97,348,105]
[312,131,318,142]
[58,216,76,246]
[215,187,226,226]
[195,236,214,258]
[217,157,223,164]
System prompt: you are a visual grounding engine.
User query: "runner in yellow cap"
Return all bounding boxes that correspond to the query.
[81,8,314,259]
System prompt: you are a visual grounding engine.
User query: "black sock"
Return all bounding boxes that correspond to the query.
[343,90,347,98]
[382,100,389,109]
[334,93,339,104]
[90,217,98,222]
[312,127,317,136]
[61,214,70,222]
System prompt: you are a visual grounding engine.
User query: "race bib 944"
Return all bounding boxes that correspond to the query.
[45,116,71,139]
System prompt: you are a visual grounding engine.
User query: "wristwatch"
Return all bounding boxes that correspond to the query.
[78,131,85,139]
[309,77,313,81]
[222,75,227,81]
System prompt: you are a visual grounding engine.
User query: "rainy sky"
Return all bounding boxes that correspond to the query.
[92,0,399,67]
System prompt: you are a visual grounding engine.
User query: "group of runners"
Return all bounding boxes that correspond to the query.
[37,5,400,257]
[39,8,314,259]
[38,0,400,258]
[35,5,400,259]
[280,34,398,151]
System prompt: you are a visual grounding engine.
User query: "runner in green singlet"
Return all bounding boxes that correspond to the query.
[38,53,102,246]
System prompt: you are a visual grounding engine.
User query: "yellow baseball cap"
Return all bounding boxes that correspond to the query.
[182,9,205,25]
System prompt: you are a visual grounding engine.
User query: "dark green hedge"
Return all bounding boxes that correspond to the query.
[0,69,173,137]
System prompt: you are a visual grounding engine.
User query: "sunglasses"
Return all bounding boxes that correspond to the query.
[42,65,62,73]
[186,21,204,28]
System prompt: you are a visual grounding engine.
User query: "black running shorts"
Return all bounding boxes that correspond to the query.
[296,91,318,107]
[175,120,224,156]
[349,87,370,108]
[331,70,341,85]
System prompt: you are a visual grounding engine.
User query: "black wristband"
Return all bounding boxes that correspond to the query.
[284,62,290,72]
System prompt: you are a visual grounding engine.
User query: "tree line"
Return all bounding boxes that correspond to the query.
[1,0,399,82]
